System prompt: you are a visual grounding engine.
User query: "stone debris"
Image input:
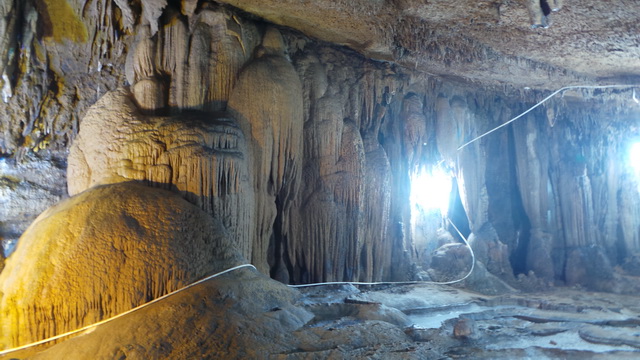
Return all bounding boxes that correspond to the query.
[453,318,475,339]
[579,325,640,349]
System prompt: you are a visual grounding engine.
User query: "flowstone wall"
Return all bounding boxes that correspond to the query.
[1,0,640,295]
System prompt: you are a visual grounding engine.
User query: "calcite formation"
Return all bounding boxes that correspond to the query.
[68,88,254,260]
[0,1,639,340]
[228,27,304,274]
[0,182,242,348]
[1,0,640,358]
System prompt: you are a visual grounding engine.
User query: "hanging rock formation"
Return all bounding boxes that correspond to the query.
[228,27,304,274]
[0,182,243,349]
[512,111,557,279]
[67,88,254,259]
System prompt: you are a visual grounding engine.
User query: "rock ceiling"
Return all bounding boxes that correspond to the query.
[217,0,640,89]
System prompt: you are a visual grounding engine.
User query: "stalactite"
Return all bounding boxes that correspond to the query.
[512,111,556,279]
[400,93,427,169]
[451,96,488,232]
[227,27,304,274]
[154,8,256,112]
[360,134,392,282]
[67,89,255,261]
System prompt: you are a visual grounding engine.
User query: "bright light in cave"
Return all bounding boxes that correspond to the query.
[410,168,452,215]
[631,142,640,172]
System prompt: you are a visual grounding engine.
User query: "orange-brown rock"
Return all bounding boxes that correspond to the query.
[0,182,243,349]
[67,88,255,260]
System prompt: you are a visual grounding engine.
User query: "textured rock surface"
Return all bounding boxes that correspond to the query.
[67,88,255,259]
[2,1,640,358]
[1,0,640,292]
[0,153,66,257]
[21,268,314,360]
[215,0,640,88]
[0,0,128,156]
[0,182,242,348]
[227,26,303,274]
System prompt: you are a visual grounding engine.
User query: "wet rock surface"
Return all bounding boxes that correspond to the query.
[288,284,640,359]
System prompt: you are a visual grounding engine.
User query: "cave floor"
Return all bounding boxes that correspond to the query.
[4,272,640,359]
[292,283,640,359]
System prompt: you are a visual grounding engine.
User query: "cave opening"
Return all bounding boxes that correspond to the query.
[410,166,452,216]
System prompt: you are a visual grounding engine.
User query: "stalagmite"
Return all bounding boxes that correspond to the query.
[0,182,243,348]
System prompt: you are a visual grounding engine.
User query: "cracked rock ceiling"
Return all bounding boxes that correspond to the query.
[219,0,640,90]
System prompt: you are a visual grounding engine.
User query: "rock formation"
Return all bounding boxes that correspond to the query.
[67,88,255,260]
[0,182,243,348]
[0,5,640,357]
[228,27,303,274]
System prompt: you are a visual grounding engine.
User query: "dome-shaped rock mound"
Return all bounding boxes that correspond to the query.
[0,182,243,349]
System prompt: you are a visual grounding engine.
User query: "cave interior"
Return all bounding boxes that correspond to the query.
[0,0,640,358]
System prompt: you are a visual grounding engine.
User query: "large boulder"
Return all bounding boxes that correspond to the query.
[0,182,243,349]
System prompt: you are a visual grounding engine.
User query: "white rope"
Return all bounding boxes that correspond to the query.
[0,264,257,356]
[457,84,640,150]
[289,217,475,288]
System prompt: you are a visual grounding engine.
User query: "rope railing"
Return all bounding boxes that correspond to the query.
[457,84,640,150]
[0,264,257,356]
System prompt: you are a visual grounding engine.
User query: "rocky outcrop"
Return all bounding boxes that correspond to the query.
[212,0,640,89]
[0,153,66,257]
[0,182,243,349]
[21,268,313,360]
[0,0,128,156]
[285,50,404,283]
[67,88,255,260]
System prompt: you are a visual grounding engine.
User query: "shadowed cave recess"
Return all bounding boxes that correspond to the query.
[1,0,640,358]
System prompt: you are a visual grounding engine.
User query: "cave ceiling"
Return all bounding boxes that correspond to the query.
[217,0,640,90]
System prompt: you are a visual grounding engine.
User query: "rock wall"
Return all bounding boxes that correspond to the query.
[1,0,640,295]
